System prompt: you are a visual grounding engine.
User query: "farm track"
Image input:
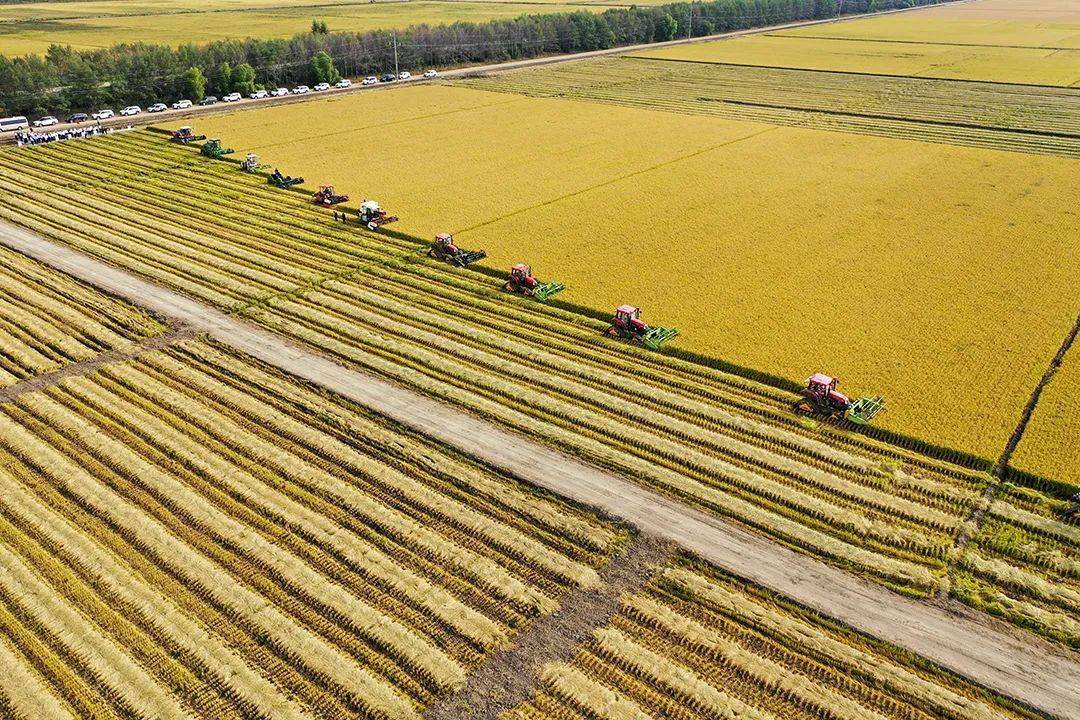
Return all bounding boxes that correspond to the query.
[457,57,1080,156]
[1,206,1079,719]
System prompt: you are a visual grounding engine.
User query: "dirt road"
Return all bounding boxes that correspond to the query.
[1,221,1076,719]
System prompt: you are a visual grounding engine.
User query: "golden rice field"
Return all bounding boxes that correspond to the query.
[504,556,1041,720]
[0,0,606,56]
[635,0,1080,86]
[0,244,164,386]
[185,85,1080,461]
[0,335,626,718]
[1010,339,1079,488]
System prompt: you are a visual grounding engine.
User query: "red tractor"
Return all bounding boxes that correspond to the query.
[606,305,678,350]
[794,373,885,426]
[313,184,349,206]
[170,126,205,143]
[429,233,486,266]
[504,264,564,301]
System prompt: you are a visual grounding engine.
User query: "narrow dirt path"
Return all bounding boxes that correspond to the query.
[0,327,194,404]
[1,222,1077,720]
[426,534,677,720]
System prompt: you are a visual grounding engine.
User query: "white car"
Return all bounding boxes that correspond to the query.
[33,116,58,127]
[423,69,437,78]
[222,92,242,102]
[171,99,192,109]
[361,76,377,86]
[270,87,289,97]
[250,89,268,99]
[334,79,352,89]
[398,71,411,80]
[92,109,115,119]
[313,82,330,91]
[292,85,309,94]
[148,103,167,113]
[120,106,140,116]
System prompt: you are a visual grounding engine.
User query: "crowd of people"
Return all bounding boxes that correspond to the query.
[14,124,127,147]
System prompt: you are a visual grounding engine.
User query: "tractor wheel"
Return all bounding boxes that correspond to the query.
[367,221,377,231]
[793,400,814,415]
[503,282,514,292]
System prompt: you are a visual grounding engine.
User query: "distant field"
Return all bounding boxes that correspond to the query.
[635,0,1080,86]
[0,0,614,56]
[1011,340,1079,488]
[186,85,1080,460]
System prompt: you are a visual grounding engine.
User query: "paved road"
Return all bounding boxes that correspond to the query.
[1,0,958,142]
[1,221,1077,720]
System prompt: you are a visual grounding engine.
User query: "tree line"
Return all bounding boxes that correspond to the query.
[0,0,949,117]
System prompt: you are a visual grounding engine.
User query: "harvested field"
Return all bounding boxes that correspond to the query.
[636,0,1080,86]
[0,336,625,717]
[0,131,998,600]
[181,89,1080,460]
[0,243,164,387]
[503,555,1040,720]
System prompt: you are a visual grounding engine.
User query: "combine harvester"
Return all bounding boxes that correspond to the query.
[606,305,678,350]
[358,200,398,230]
[429,233,486,267]
[313,184,349,206]
[269,168,304,189]
[200,138,234,159]
[240,153,266,173]
[170,126,205,143]
[795,373,885,426]
[504,263,564,301]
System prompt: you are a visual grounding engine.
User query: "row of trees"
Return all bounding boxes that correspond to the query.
[0,0,949,117]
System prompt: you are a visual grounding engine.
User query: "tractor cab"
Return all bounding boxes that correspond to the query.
[805,373,849,408]
[614,305,647,331]
[434,233,457,253]
[511,264,536,287]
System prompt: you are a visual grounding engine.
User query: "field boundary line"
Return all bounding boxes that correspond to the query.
[0,326,195,404]
[943,314,1080,581]
[1,219,1078,719]
[760,33,1078,52]
[424,534,678,720]
[620,55,1080,90]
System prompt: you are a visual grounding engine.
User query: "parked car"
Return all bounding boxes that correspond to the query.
[380,74,396,83]
[222,92,242,102]
[362,76,378,86]
[67,113,89,123]
[148,103,167,113]
[171,99,192,109]
[250,89,268,99]
[398,71,411,80]
[313,82,330,91]
[33,116,59,127]
[119,106,140,116]
[92,109,115,120]
[423,69,438,78]
[198,96,218,105]
[334,79,352,88]
[292,85,309,94]
[270,87,289,97]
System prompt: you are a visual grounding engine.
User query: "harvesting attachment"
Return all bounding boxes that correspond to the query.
[240,153,266,173]
[269,168,304,189]
[504,263,564,301]
[313,184,349,206]
[428,233,486,267]
[606,305,678,350]
[171,126,205,143]
[794,373,885,426]
[358,200,398,231]
[200,138,234,158]
[1063,492,1080,522]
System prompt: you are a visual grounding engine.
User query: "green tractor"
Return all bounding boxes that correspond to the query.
[201,138,234,159]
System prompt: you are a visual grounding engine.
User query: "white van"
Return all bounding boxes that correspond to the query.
[0,116,29,131]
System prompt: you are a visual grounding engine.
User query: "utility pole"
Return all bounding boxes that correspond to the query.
[393,33,399,78]
[687,5,692,39]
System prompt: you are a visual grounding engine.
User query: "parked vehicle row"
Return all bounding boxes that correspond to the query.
[9,69,438,131]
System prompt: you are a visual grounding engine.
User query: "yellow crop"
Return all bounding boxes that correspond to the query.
[191,84,1080,459]
[1010,341,1079,486]
[636,0,1080,87]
